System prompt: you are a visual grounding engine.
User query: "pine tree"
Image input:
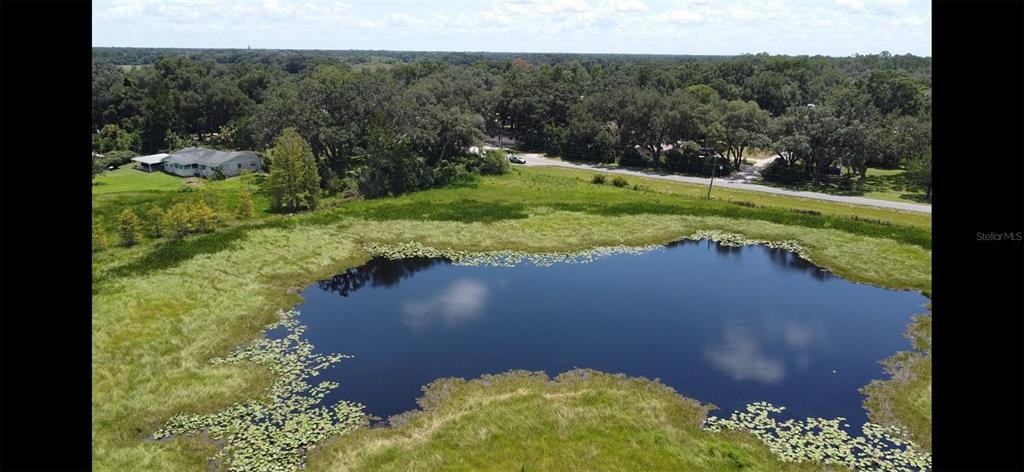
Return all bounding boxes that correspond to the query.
[93,218,108,252]
[236,186,255,218]
[191,200,217,233]
[146,205,165,238]
[267,128,320,212]
[117,208,143,247]
[164,202,193,239]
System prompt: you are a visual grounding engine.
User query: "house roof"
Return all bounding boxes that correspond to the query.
[131,153,170,165]
[164,147,259,167]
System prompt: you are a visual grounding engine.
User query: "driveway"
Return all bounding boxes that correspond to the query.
[509,152,932,214]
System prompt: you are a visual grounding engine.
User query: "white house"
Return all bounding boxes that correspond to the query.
[162,147,261,178]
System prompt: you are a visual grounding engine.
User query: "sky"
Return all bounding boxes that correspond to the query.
[92,0,931,57]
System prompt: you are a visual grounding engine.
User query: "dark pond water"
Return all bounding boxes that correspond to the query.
[282,240,928,429]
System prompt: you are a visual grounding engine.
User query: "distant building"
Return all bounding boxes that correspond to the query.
[161,147,261,178]
[130,153,169,172]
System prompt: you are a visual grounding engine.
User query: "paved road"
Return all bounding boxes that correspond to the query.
[512,153,932,214]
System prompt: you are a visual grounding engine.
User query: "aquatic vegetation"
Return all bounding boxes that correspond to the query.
[703,402,932,471]
[686,230,811,261]
[153,310,367,472]
[364,230,810,268]
[861,313,933,450]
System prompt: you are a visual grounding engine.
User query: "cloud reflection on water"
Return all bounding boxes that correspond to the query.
[705,324,785,384]
[402,278,489,330]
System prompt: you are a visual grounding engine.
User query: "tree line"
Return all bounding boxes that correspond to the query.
[92,49,932,199]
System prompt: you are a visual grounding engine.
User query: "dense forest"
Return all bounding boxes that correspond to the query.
[92,48,932,198]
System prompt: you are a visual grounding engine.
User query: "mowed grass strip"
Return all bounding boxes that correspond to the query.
[307,370,848,472]
[92,166,930,471]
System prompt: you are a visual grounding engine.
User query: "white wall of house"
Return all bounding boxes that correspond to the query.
[164,162,199,177]
[162,152,261,178]
[202,155,261,177]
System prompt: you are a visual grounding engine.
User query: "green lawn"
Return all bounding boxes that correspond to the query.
[92,165,184,194]
[755,167,930,205]
[92,166,931,471]
[307,370,848,472]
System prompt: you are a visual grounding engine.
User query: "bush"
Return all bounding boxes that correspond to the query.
[164,202,194,239]
[477,150,510,175]
[664,143,734,177]
[146,206,165,238]
[236,187,255,218]
[198,187,220,211]
[117,208,143,247]
[191,200,217,233]
[92,219,108,252]
[762,158,809,184]
[96,150,138,169]
[591,174,606,184]
[617,147,647,168]
[209,167,226,181]
[611,176,628,187]
[434,160,474,188]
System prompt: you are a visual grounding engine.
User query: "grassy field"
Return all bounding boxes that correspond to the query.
[307,370,847,472]
[92,165,931,471]
[755,167,930,205]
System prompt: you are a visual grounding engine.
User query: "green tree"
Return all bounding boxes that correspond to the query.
[164,202,193,239]
[191,200,217,233]
[236,186,256,218]
[92,154,105,182]
[146,206,165,238]
[905,148,932,200]
[92,219,108,252]
[267,128,321,212]
[93,123,141,153]
[117,208,143,247]
[717,100,771,170]
[478,150,510,175]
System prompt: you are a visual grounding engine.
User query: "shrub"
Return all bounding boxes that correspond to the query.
[146,206,165,238]
[591,174,606,184]
[664,143,734,177]
[199,187,220,210]
[435,160,474,188]
[209,167,227,181]
[617,146,647,168]
[95,150,138,169]
[236,187,255,218]
[477,150,510,175]
[164,202,194,239]
[92,219,108,252]
[191,200,218,233]
[611,176,628,187]
[117,208,143,247]
[762,158,809,184]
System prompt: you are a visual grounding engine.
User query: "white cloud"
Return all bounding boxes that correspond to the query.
[889,15,926,28]
[605,0,648,13]
[93,0,931,55]
[836,0,867,13]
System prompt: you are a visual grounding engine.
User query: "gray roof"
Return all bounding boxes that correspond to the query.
[165,147,259,167]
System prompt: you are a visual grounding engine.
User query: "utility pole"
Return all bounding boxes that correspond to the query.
[706,150,718,200]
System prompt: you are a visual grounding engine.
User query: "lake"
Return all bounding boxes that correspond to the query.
[280,240,928,428]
